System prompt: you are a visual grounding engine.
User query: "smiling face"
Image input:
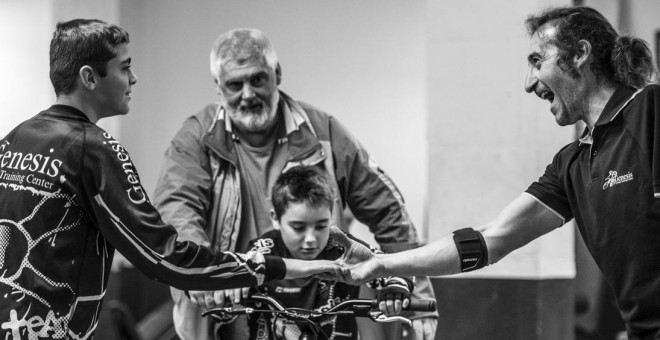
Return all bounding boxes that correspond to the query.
[272,201,331,261]
[93,43,137,118]
[217,56,280,134]
[524,24,587,126]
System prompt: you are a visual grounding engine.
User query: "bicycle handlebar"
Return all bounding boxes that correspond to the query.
[333,297,437,313]
[202,293,437,319]
[403,298,437,312]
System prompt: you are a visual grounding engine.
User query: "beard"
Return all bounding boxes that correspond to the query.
[224,92,280,133]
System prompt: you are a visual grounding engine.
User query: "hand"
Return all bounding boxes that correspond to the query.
[327,226,387,285]
[404,317,438,340]
[188,288,251,309]
[336,256,385,285]
[330,226,374,265]
[273,319,299,339]
[377,279,411,316]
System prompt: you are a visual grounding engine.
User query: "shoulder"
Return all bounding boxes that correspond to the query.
[283,94,359,146]
[186,103,220,131]
[250,230,281,255]
[627,84,660,111]
[548,141,579,170]
[639,83,660,96]
[294,100,334,132]
[620,84,660,129]
[167,103,220,145]
[83,126,125,152]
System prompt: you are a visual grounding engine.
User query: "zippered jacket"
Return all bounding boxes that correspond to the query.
[0,105,285,340]
[154,91,436,339]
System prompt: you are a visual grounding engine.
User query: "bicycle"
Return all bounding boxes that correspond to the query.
[202,293,437,340]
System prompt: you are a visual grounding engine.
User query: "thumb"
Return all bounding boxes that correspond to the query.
[330,225,352,248]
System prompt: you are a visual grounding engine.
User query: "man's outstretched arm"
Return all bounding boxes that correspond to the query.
[337,193,565,284]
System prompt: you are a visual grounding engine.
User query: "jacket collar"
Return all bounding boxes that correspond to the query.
[45,105,92,123]
[203,91,321,164]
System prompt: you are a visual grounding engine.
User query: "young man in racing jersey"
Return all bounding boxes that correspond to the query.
[0,19,337,340]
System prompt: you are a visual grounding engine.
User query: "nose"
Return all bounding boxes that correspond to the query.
[303,228,317,247]
[241,84,255,99]
[129,69,138,85]
[524,65,537,93]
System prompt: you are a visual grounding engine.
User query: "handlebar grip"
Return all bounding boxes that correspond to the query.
[405,299,437,312]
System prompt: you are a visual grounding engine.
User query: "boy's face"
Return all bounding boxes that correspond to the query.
[273,201,331,260]
[94,43,137,118]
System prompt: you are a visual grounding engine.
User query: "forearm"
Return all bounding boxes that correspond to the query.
[282,258,339,279]
[376,194,564,278]
[379,235,461,277]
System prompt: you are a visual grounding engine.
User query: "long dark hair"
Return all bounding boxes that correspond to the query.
[525,6,657,88]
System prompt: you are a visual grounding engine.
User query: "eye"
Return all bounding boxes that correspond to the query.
[225,81,242,92]
[290,224,306,232]
[534,59,543,70]
[250,75,267,87]
[315,224,328,230]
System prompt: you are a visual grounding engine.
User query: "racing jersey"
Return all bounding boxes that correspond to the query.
[0,105,285,340]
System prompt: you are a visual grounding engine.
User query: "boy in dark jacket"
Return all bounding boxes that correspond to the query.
[215,166,412,340]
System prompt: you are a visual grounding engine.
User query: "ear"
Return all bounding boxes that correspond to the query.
[275,63,282,85]
[270,209,280,230]
[79,65,97,90]
[574,40,593,70]
[213,78,222,95]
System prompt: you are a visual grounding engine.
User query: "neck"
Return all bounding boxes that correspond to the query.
[56,94,101,124]
[582,80,619,130]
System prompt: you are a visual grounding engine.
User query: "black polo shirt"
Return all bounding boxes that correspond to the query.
[526,84,660,339]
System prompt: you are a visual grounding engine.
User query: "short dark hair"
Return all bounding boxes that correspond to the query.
[271,166,334,220]
[525,6,657,88]
[49,19,130,95]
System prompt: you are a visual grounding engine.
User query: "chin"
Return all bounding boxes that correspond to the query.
[297,253,319,261]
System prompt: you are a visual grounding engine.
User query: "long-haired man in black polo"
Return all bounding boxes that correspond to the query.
[339,6,660,339]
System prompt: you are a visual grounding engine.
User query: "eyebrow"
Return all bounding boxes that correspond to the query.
[121,57,132,65]
[289,218,330,225]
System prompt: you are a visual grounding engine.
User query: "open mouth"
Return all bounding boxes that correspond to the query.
[539,90,554,103]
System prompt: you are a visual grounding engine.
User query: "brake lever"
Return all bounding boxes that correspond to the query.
[202,306,255,319]
[370,313,412,326]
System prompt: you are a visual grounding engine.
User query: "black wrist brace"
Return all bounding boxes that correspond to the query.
[452,228,488,272]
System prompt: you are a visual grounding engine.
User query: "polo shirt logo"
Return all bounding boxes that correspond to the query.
[603,170,633,190]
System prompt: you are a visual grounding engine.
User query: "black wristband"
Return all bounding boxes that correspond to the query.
[452,228,488,272]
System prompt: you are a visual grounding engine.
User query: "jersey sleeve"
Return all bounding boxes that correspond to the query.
[525,151,573,223]
[68,128,285,291]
